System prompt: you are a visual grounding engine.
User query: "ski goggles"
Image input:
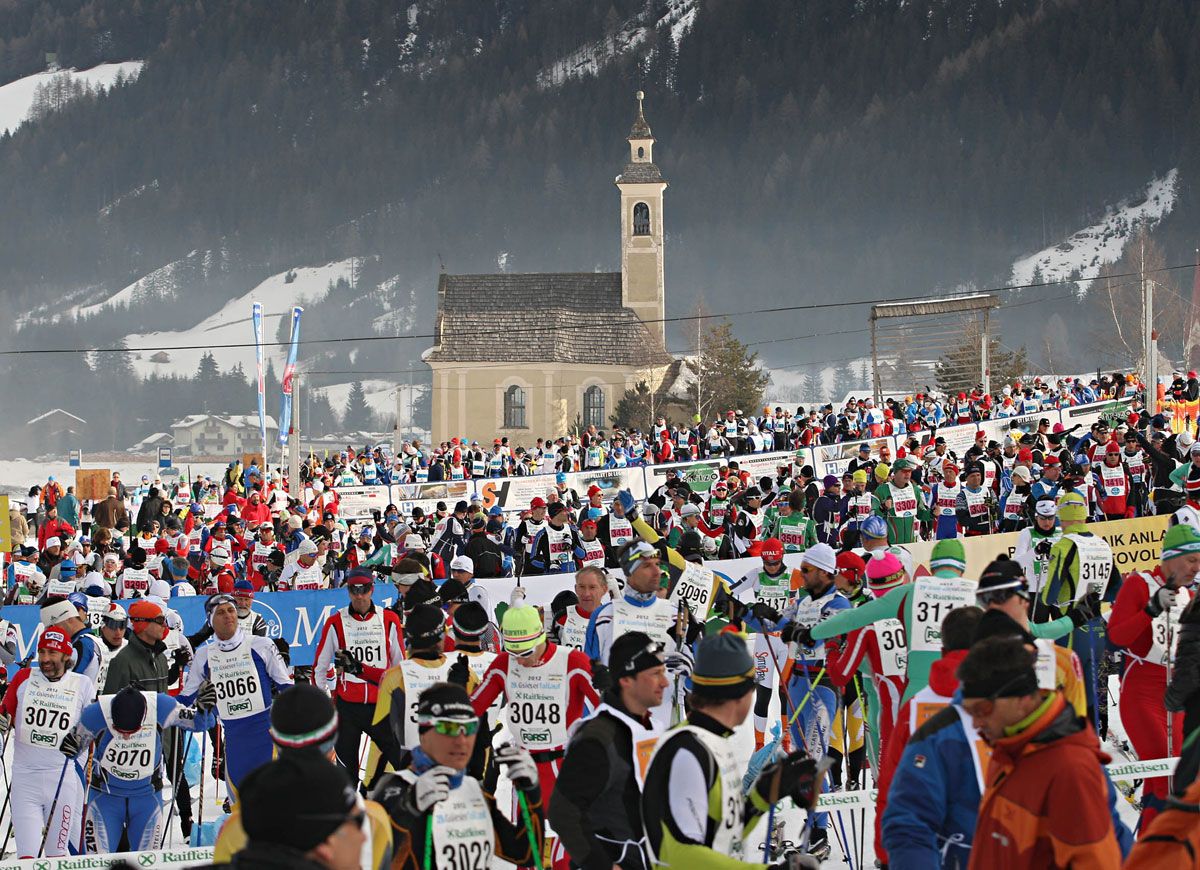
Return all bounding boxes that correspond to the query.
[347,582,374,596]
[102,616,128,631]
[429,718,480,738]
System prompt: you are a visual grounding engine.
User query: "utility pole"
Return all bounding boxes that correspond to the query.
[1143,236,1156,413]
[981,308,991,396]
[392,386,402,456]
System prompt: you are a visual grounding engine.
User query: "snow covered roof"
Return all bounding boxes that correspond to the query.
[26,408,86,426]
[171,414,278,431]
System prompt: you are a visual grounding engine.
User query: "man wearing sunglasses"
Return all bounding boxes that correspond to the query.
[314,568,406,788]
[180,593,293,790]
[60,682,216,853]
[550,631,667,870]
[95,603,129,690]
[372,682,545,870]
[960,636,1124,869]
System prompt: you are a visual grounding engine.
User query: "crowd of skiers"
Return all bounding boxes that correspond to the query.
[5,368,1200,867]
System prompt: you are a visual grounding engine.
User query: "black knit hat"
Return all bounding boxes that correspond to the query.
[110,686,147,733]
[404,603,446,648]
[270,684,338,752]
[976,556,1028,598]
[403,578,440,612]
[416,682,475,729]
[240,754,357,851]
[691,630,756,699]
[449,601,488,639]
[437,578,470,605]
[610,631,665,679]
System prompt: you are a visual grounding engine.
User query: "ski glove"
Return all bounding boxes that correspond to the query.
[412,764,455,811]
[590,660,613,694]
[1146,586,1179,618]
[754,751,820,809]
[780,623,814,647]
[1067,591,1102,627]
[616,489,639,520]
[496,742,538,793]
[1034,540,1054,557]
[751,602,782,624]
[59,727,86,758]
[447,654,470,688]
[0,713,10,734]
[195,680,219,713]
[334,648,363,676]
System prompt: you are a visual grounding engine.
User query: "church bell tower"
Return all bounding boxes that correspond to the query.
[616,91,667,346]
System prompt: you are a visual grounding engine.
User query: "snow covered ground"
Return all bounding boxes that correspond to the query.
[1011,169,1179,294]
[123,259,361,380]
[75,249,214,319]
[0,61,144,135]
[317,381,428,429]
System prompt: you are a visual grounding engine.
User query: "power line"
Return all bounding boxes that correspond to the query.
[3,261,1196,357]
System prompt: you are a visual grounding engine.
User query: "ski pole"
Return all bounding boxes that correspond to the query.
[77,743,94,854]
[161,730,193,848]
[1167,610,1176,794]
[38,755,71,857]
[516,790,544,870]
[197,730,207,842]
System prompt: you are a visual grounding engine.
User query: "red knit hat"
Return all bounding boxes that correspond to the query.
[38,627,73,655]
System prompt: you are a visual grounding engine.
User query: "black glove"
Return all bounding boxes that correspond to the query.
[1146,585,1179,618]
[1034,540,1053,557]
[779,623,814,646]
[59,729,85,758]
[750,602,782,624]
[334,648,363,676]
[172,647,191,668]
[754,751,819,808]
[195,680,218,713]
[712,587,747,622]
[447,654,470,688]
[272,637,291,666]
[590,660,613,694]
[375,565,393,575]
[1067,591,1102,627]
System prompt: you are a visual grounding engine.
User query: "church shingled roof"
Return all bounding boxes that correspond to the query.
[426,272,671,366]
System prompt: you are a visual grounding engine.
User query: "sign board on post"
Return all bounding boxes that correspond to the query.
[68,449,81,467]
[158,446,173,468]
[242,452,265,472]
[75,469,112,502]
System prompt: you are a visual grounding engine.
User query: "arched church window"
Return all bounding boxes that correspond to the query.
[633,202,650,236]
[637,146,645,158]
[583,385,605,428]
[504,385,527,429]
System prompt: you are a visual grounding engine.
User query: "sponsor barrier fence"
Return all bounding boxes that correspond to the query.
[0,846,213,869]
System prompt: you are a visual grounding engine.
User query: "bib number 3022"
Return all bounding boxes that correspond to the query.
[440,841,492,870]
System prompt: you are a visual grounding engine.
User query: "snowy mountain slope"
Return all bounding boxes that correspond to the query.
[124,259,361,380]
[1010,169,1178,293]
[76,249,222,319]
[0,61,143,135]
[536,0,696,88]
[317,380,428,428]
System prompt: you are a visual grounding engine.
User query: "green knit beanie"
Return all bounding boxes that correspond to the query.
[930,538,967,575]
[1162,523,1200,561]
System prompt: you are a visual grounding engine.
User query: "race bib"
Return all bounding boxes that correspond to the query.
[1071,535,1112,601]
[669,562,716,620]
[607,517,633,547]
[342,613,387,671]
[430,777,495,870]
[208,642,266,720]
[507,647,569,749]
[122,568,149,594]
[910,578,977,653]
[99,691,157,781]
[1149,586,1191,667]
[1034,640,1056,691]
[874,618,907,677]
[400,660,453,745]
[20,675,81,750]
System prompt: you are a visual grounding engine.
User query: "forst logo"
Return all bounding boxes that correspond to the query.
[924,627,940,644]
[522,730,551,744]
[228,699,253,714]
[31,731,58,746]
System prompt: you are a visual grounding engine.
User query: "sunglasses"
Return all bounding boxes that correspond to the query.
[348,584,373,595]
[102,619,128,630]
[133,616,167,626]
[430,719,480,737]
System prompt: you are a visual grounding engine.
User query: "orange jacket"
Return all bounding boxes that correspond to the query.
[1123,775,1200,869]
[970,692,1122,869]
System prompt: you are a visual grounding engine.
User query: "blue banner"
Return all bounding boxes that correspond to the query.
[278,305,303,448]
[2,585,403,673]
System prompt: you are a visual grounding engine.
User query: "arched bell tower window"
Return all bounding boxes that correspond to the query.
[503,385,527,429]
[633,202,650,236]
[583,385,605,428]
[637,146,645,158]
